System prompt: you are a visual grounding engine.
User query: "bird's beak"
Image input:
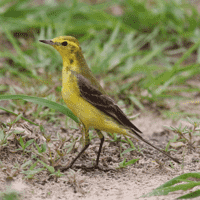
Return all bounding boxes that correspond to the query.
[39,40,55,45]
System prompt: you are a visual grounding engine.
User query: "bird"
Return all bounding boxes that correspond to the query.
[39,36,180,170]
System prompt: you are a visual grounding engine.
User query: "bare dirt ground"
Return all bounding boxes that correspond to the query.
[1,0,200,197]
[1,107,200,200]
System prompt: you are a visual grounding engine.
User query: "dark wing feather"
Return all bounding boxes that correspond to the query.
[73,72,180,164]
[75,72,142,134]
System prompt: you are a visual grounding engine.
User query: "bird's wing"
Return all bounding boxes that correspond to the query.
[72,71,180,164]
[73,71,142,135]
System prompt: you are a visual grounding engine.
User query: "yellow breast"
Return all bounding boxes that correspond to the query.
[62,70,128,135]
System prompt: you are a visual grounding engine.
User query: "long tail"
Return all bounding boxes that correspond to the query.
[126,130,180,164]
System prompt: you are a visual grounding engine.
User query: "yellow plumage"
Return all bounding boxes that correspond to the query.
[39,36,180,170]
[62,70,128,135]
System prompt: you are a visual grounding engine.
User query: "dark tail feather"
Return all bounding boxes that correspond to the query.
[128,130,180,164]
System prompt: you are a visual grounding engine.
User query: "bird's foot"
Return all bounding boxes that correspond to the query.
[55,163,116,172]
[73,164,116,172]
[54,165,71,172]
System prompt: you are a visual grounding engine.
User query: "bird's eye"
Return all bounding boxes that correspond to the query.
[61,41,68,46]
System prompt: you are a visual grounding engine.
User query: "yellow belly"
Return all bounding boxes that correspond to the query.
[62,70,128,135]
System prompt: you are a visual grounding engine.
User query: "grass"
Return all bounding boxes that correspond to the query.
[0,0,200,198]
[0,189,20,200]
[142,172,200,199]
[1,0,200,110]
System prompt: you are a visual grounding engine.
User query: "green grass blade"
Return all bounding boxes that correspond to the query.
[143,182,200,197]
[173,38,200,69]
[0,95,79,123]
[124,42,169,76]
[142,172,200,198]
[2,27,26,64]
[177,189,200,199]
[156,173,200,189]
[0,106,39,126]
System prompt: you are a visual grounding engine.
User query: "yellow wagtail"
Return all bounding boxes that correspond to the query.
[39,36,180,169]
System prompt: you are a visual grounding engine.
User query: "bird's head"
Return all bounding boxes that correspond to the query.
[39,36,81,57]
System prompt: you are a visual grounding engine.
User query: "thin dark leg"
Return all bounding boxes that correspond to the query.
[58,129,114,172]
[58,143,90,172]
[92,130,115,171]
[95,136,104,166]
[68,124,90,168]
[58,124,90,171]
[69,143,90,168]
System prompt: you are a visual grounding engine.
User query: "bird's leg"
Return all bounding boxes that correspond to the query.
[89,130,115,171]
[68,125,91,166]
[58,129,115,172]
[58,126,90,171]
[58,143,90,172]
[73,130,115,171]
[71,129,105,170]
[95,130,104,167]
[68,143,90,168]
